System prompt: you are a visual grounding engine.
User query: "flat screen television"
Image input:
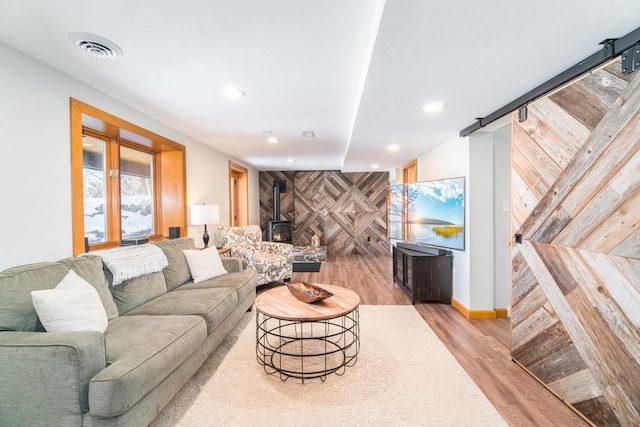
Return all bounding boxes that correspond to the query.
[388,177,465,251]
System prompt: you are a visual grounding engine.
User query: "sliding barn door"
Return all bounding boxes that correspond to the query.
[511,59,640,425]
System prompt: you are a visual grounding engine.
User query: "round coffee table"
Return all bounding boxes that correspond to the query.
[255,284,360,382]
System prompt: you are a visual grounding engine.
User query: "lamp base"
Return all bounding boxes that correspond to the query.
[203,225,210,248]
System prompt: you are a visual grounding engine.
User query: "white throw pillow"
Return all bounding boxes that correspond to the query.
[31,270,109,333]
[183,246,228,283]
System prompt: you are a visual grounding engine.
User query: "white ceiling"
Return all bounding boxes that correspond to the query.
[1,1,639,172]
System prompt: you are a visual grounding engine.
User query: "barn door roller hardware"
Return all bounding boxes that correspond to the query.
[460,25,640,137]
[517,105,528,123]
[621,43,640,74]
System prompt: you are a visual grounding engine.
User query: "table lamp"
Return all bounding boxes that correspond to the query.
[189,204,219,248]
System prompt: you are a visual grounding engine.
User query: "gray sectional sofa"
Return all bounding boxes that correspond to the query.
[0,237,257,426]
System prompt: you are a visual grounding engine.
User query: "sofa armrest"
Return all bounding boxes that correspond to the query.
[229,248,255,270]
[0,331,106,425]
[260,241,294,257]
[221,257,244,273]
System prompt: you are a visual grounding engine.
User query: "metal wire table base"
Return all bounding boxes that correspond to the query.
[256,307,359,382]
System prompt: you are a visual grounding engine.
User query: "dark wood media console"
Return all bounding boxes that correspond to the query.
[392,243,453,304]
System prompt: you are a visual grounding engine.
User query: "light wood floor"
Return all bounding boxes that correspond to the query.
[287,254,590,427]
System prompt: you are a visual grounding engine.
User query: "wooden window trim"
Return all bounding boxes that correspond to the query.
[70,98,187,255]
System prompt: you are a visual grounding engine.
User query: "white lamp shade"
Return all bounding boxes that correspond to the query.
[189,204,219,226]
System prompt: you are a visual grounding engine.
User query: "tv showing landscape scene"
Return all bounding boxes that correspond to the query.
[388,177,465,251]
[388,184,403,240]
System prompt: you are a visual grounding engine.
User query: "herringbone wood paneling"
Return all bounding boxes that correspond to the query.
[511,59,640,426]
[259,171,294,234]
[300,171,389,254]
[292,171,325,247]
[260,170,389,254]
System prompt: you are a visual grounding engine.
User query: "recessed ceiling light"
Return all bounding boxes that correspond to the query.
[422,102,444,113]
[222,87,245,99]
[268,137,279,144]
[387,144,399,151]
[286,158,295,163]
[371,164,379,169]
[302,131,315,138]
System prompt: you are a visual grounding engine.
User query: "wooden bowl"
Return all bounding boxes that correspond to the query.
[286,282,333,303]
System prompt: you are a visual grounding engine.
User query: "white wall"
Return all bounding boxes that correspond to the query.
[492,124,512,310]
[416,136,471,308]
[416,126,512,312]
[468,132,495,310]
[0,41,257,269]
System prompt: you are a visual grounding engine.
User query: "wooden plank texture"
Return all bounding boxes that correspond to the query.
[511,57,640,426]
[260,171,390,255]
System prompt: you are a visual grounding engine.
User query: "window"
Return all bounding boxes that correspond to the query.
[82,134,108,244]
[119,145,155,239]
[71,99,186,255]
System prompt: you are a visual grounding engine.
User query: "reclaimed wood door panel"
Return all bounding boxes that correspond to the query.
[511,172,539,230]
[511,58,640,425]
[513,122,562,188]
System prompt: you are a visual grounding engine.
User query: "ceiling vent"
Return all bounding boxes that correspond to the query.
[68,32,123,59]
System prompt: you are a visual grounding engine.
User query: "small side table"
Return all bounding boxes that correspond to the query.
[217,246,231,257]
[255,284,360,382]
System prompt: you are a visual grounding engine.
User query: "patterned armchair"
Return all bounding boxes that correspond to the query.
[217,225,293,286]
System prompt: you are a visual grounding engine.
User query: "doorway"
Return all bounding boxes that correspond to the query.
[402,159,417,184]
[401,159,417,239]
[228,161,248,226]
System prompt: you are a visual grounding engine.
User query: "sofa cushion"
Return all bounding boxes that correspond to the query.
[178,268,257,303]
[59,255,119,320]
[126,288,239,334]
[107,271,167,315]
[183,246,228,283]
[153,238,196,291]
[31,270,109,333]
[0,262,69,332]
[89,315,206,418]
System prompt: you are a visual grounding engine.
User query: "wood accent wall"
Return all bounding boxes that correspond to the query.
[259,171,295,225]
[259,171,389,255]
[510,59,640,425]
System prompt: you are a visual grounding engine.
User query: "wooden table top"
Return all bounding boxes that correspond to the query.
[255,284,360,321]
[217,246,231,255]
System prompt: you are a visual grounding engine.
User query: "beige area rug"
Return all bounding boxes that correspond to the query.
[152,305,506,426]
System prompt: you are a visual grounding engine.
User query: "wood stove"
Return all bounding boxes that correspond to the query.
[266,179,293,244]
[266,220,293,244]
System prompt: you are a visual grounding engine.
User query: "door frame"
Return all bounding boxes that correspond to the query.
[228,161,248,226]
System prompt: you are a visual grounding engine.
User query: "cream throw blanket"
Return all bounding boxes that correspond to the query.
[89,244,168,286]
